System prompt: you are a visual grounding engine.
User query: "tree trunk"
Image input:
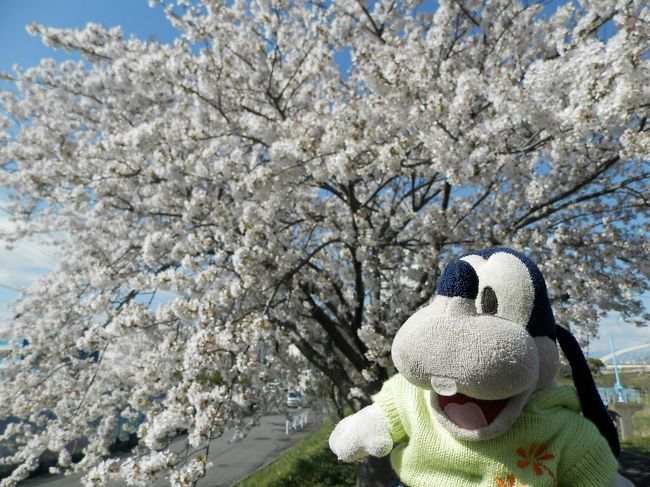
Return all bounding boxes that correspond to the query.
[357,455,395,487]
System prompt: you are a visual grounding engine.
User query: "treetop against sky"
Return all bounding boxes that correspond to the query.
[0,0,646,352]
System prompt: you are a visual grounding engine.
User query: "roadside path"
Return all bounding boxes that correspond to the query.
[20,409,320,487]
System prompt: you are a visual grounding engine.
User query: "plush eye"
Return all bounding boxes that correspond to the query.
[481,286,498,315]
[462,252,535,327]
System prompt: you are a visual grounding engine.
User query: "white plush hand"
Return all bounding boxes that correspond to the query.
[329,403,393,462]
[608,473,636,487]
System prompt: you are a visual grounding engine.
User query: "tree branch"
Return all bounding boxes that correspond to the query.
[512,155,620,228]
[300,283,367,372]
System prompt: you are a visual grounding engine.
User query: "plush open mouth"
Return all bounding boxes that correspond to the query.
[437,393,510,430]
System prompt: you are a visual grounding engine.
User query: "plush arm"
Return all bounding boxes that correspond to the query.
[328,403,393,462]
[608,473,636,487]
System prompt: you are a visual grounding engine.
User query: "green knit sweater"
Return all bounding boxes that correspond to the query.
[373,374,618,487]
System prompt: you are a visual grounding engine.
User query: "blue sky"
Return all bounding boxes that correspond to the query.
[0,0,647,357]
[0,0,177,74]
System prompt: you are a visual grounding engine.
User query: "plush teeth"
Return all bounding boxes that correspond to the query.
[430,376,458,396]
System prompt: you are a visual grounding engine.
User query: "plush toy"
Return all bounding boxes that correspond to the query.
[330,247,635,487]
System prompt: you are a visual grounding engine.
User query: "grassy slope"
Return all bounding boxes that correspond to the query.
[235,416,356,487]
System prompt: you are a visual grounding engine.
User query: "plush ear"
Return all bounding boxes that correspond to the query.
[556,325,620,456]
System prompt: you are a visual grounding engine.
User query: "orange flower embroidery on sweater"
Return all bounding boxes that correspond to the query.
[516,442,556,480]
[495,474,527,487]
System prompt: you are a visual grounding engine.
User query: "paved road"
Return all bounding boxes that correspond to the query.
[20,409,320,487]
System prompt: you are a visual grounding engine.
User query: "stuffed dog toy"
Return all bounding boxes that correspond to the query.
[330,247,634,486]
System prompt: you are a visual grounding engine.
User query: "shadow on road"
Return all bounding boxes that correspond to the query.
[619,451,650,487]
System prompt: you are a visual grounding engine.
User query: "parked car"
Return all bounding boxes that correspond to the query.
[286,391,302,408]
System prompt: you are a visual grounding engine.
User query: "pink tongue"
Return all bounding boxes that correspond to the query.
[444,402,489,429]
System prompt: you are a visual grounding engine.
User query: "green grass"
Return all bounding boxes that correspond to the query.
[235,416,356,487]
[622,401,650,456]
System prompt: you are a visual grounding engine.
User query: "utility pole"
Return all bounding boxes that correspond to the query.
[609,337,625,403]
[607,337,643,441]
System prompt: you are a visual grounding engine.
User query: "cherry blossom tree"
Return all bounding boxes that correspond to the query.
[0,0,648,485]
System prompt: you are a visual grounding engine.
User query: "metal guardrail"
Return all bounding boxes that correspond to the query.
[285,409,309,435]
[598,387,642,405]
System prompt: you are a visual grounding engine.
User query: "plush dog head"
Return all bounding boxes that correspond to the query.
[392,247,619,454]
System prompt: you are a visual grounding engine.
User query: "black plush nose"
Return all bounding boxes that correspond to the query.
[436,260,479,300]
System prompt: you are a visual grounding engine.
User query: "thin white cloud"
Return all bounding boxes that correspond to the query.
[587,300,650,358]
[0,223,59,286]
[0,211,60,322]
